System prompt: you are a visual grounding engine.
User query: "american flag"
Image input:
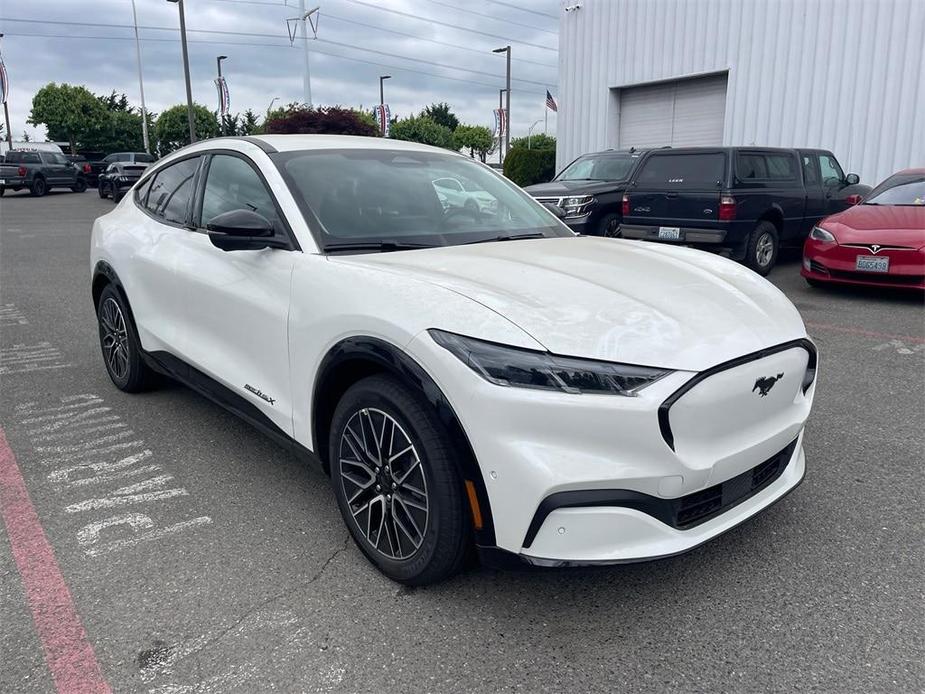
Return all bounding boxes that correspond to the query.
[545,90,557,112]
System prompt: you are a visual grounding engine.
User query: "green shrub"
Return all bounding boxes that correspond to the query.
[503,147,556,186]
[389,115,455,149]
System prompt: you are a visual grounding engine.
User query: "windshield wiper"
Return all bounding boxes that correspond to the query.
[324,240,435,253]
[464,232,546,245]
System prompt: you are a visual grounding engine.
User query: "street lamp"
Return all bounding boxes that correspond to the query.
[129,1,151,153]
[527,119,542,149]
[379,75,391,109]
[167,0,196,143]
[216,55,227,135]
[493,45,511,162]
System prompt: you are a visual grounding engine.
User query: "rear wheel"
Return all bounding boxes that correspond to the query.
[96,285,159,392]
[71,177,88,193]
[745,221,779,275]
[30,177,47,197]
[329,375,468,585]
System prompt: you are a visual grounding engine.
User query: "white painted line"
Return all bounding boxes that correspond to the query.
[65,475,188,513]
[26,407,115,434]
[85,516,212,557]
[40,441,146,466]
[49,450,155,486]
[34,422,129,443]
[36,430,137,455]
[17,395,103,419]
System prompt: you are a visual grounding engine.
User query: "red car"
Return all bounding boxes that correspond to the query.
[802,168,925,290]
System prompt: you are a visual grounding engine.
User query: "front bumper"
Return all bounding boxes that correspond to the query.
[408,332,815,564]
[802,240,925,290]
[620,224,727,244]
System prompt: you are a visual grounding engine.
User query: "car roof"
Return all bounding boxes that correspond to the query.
[896,167,925,175]
[250,134,457,155]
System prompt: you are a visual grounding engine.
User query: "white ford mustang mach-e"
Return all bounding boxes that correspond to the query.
[90,135,817,584]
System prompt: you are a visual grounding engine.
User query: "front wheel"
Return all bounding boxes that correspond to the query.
[98,181,108,198]
[597,213,622,238]
[744,221,779,275]
[329,375,468,585]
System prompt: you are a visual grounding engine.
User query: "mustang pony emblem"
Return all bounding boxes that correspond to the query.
[752,373,784,397]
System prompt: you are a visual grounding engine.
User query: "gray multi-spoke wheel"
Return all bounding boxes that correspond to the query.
[598,212,622,238]
[330,375,469,585]
[339,408,429,560]
[96,284,158,392]
[745,221,779,276]
[100,297,130,381]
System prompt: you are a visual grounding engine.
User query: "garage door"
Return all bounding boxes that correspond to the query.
[618,73,728,149]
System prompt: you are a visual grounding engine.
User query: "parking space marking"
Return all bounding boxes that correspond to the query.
[871,339,925,355]
[13,395,213,558]
[0,342,71,375]
[805,321,925,344]
[0,303,29,326]
[0,427,112,694]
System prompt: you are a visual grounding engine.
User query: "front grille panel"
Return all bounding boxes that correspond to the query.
[672,438,797,529]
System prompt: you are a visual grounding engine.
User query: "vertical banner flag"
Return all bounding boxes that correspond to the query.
[493,108,508,137]
[0,54,9,105]
[374,104,391,137]
[214,76,230,116]
[545,90,558,112]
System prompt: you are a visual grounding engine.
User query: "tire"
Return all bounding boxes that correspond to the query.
[329,374,468,585]
[0,187,4,197]
[744,221,779,275]
[96,285,159,393]
[71,177,88,193]
[113,188,124,203]
[597,213,621,238]
[30,177,47,197]
[98,181,108,198]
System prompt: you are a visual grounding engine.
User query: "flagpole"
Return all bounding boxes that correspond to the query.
[0,34,12,150]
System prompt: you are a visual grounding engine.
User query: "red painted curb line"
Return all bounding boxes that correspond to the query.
[805,321,925,344]
[0,427,111,694]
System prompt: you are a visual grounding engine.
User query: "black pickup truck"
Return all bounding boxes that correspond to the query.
[0,150,89,197]
[619,147,870,274]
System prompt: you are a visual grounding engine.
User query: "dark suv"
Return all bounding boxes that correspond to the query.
[524,149,650,236]
[619,147,869,274]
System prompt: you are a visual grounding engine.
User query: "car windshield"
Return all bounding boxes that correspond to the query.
[556,154,637,181]
[273,148,569,251]
[135,153,156,163]
[864,174,925,206]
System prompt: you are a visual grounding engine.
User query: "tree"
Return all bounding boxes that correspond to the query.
[421,102,459,132]
[263,106,378,137]
[453,125,494,162]
[503,147,556,186]
[390,115,455,149]
[155,104,220,155]
[240,109,260,135]
[28,83,109,153]
[511,133,556,151]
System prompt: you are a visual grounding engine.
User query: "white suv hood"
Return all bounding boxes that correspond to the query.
[339,237,807,372]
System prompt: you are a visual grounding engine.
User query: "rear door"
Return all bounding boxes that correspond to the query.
[818,152,853,216]
[625,150,727,228]
[733,150,805,241]
[41,152,75,186]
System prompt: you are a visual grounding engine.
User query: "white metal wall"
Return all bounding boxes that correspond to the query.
[557,0,925,185]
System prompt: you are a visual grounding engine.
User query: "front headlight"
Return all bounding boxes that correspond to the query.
[430,330,671,396]
[562,195,594,219]
[810,226,836,243]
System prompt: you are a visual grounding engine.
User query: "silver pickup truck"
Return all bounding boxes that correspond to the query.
[0,150,89,197]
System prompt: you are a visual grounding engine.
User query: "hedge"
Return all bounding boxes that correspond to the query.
[503,147,556,187]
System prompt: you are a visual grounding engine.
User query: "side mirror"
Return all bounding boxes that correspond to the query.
[845,193,863,205]
[206,209,286,251]
[542,202,567,220]
[845,173,860,185]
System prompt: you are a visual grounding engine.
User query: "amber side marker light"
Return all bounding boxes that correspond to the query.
[464,480,484,530]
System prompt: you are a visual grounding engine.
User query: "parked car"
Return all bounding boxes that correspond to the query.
[65,154,94,180]
[91,134,817,585]
[98,160,152,202]
[88,152,156,188]
[432,176,497,214]
[802,168,925,290]
[619,147,870,274]
[0,150,88,197]
[524,149,649,236]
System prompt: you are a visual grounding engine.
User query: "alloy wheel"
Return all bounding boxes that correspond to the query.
[100,297,130,380]
[338,407,429,561]
[756,232,774,267]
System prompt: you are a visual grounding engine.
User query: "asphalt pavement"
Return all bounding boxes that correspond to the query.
[1,190,923,693]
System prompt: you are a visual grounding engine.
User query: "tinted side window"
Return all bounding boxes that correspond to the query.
[135,153,156,163]
[200,155,279,230]
[135,176,153,206]
[146,158,199,224]
[103,154,117,164]
[801,155,819,185]
[44,153,68,165]
[9,152,41,164]
[736,153,768,180]
[765,154,795,180]
[636,153,725,188]
[819,154,844,185]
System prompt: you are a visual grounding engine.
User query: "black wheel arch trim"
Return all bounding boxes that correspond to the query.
[658,338,816,452]
[312,335,497,546]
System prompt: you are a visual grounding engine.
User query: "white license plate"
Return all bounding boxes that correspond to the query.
[0,179,5,185]
[658,226,681,240]
[855,255,889,272]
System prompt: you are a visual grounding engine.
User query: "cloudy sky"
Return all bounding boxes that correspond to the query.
[0,0,560,143]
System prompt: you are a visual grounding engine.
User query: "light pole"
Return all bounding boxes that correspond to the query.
[129,1,150,153]
[167,0,196,143]
[379,75,390,109]
[267,96,280,119]
[527,119,542,148]
[0,34,13,151]
[493,45,511,162]
[216,55,227,135]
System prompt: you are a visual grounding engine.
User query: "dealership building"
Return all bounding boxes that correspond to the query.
[556,0,923,185]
